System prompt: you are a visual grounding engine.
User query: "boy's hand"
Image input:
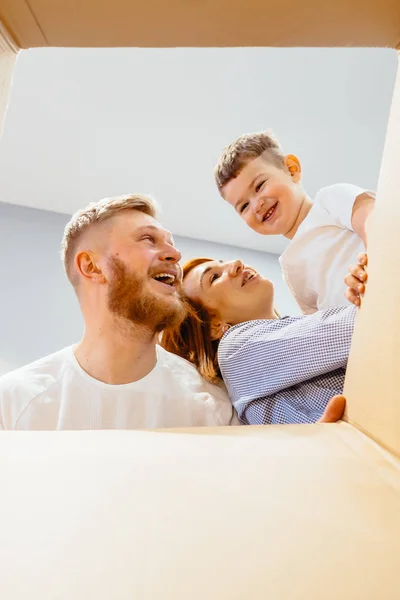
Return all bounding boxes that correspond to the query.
[344,253,368,307]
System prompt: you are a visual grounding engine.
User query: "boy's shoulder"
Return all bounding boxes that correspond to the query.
[313,183,368,208]
[289,182,369,237]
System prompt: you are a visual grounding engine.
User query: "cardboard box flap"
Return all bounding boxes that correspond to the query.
[1,425,400,599]
[1,0,400,50]
[344,57,400,457]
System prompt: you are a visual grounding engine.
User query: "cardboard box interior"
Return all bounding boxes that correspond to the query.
[1,426,400,599]
[0,0,400,49]
[0,2,400,598]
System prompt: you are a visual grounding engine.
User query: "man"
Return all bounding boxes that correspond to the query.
[0,194,237,429]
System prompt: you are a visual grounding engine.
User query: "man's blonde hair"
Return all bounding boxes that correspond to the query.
[214,131,285,192]
[61,193,157,286]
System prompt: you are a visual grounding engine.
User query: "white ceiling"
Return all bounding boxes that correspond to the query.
[0,47,397,254]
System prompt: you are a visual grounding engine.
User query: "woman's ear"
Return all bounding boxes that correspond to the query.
[210,321,230,341]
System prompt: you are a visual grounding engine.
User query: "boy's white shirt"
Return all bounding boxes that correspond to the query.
[0,345,239,430]
[279,183,370,314]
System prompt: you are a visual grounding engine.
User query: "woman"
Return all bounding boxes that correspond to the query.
[162,258,353,425]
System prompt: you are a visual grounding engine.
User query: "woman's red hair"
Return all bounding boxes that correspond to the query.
[161,257,222,383]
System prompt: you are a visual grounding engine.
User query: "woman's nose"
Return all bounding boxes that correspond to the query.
[228,260,243,277]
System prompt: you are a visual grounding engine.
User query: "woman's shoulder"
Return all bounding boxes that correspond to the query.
[225,316,300,338]
[218,316,303,361]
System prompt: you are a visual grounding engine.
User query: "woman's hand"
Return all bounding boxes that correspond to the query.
[344,253,368,307]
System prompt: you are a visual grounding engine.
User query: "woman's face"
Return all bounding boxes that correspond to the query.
[183,259,275,328]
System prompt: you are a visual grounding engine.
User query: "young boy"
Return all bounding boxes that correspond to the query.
[214,132,375,314]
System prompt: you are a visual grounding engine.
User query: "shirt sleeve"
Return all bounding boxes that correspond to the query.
[315,183,371,231]
[218,306,356,400]
[282,269,317,315]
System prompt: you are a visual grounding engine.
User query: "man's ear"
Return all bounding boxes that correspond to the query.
[210,321,230,341]
[75,251,106,284]
[284,154,302,183]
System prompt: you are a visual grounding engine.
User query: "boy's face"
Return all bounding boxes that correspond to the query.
[221,155,304,237]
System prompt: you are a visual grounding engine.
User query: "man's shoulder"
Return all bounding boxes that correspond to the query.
[0,347,74,398]
[156,345,229,397]
[157,344,198,371]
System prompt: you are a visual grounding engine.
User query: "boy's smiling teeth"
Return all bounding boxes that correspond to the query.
[264,203,277,221]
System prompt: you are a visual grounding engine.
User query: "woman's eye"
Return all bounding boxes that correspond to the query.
[210,273,220,284]
[240,203,249,214]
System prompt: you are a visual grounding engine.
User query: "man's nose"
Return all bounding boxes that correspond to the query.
[160,244,182,263]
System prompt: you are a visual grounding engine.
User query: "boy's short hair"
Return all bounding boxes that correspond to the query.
[61,193,157,286]
[214,131,285,192]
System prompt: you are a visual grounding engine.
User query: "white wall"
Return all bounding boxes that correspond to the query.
[0,203,83,375]
[0,47,396,256]
[0,202,297,375]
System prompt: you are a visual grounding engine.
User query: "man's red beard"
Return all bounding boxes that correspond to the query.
[107,256,187,333]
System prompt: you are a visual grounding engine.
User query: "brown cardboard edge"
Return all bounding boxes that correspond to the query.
[343,50,400,457]
[0,0,399,49]
[0,0,46,48]
[0,21,19,53]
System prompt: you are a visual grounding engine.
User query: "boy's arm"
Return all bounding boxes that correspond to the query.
[317,184,375,248]
[351,192,376,248]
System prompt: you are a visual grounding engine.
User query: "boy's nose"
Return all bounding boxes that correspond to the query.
[252,197,266,221]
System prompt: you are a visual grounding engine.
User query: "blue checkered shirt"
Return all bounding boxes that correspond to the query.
[217,306,356,425]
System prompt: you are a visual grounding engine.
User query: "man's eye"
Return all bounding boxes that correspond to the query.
[210,273,220,284]
[142,235,155,242]
[240,203,249,214]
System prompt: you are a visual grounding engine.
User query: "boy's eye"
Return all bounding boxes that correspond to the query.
[240,203,249,214]
[255,180,265,193]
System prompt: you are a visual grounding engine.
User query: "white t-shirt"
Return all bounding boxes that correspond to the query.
[0,345,238,430]
[279,183,370,314]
